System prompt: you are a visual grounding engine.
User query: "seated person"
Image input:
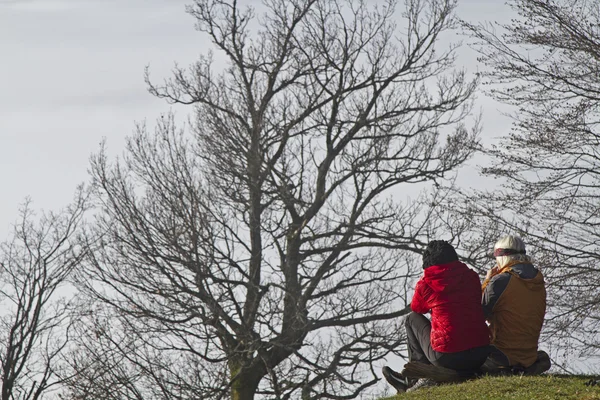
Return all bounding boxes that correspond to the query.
[383,240,490,393]
[481,235,550,374]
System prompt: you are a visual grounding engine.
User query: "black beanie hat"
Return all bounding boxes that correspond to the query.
[422,240,458,269]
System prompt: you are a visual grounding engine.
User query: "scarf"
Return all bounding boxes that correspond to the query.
[482,260,533,292]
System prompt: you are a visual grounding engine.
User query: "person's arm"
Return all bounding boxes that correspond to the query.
[411,279,431,314]
[482,273,511,319]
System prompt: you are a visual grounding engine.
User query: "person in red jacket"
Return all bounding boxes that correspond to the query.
[383,240,490,393]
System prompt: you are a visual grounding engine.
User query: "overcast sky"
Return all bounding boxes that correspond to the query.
[6,0,576,393]
[0,0,514,237]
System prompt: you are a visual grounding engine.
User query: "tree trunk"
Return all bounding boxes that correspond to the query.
[230,361,262,400]
[231,375,260,400]
[231,382,258,400]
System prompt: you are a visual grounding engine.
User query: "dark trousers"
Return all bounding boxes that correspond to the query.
[405,312,490,371]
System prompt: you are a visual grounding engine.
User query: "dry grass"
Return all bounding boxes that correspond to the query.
[379,375,600,400]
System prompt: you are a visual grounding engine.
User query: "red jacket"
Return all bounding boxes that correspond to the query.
[411,260,490,353]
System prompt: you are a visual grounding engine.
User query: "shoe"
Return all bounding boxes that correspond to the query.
[382,366,409,393]
[406,378,438,392]
[524,351,551,375]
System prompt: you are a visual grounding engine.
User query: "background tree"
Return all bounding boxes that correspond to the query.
[0,189,88,400]
[76,0,480,398]
[460,0,600,366]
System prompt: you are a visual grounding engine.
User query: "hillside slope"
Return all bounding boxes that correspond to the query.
[380,375,600,400]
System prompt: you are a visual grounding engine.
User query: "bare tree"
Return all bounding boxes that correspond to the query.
[460,0,600,364]
[77,0,480,398]
[0,188,88,400]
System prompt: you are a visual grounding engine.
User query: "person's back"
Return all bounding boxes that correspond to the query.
[414,260,490,355]
[482,236,547,369]
[383,240,490,394]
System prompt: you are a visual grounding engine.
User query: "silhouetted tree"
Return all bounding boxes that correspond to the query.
[461,0,600,364]
[75,0,480,398]
[0,189,88,400]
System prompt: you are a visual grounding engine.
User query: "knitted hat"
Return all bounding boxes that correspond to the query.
[422,240,458,269]
[492,235,527,258]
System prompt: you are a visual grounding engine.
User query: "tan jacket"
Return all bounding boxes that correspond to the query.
[482,262,546,367]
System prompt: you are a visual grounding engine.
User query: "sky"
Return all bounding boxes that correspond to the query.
[0,0,200,233]
[0,0,516,239]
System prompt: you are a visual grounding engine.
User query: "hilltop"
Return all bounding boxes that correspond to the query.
[379,375,600,400]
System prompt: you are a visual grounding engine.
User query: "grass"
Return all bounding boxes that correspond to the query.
[379,375,600,400]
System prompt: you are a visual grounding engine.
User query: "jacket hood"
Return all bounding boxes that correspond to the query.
[509,262,545,290]
[423,260,473,293]
[510,263,540,280]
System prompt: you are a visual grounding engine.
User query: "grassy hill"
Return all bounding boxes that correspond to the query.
[379,375,600,400]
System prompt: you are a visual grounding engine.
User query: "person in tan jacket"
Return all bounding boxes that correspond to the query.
[481,235,550,374]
